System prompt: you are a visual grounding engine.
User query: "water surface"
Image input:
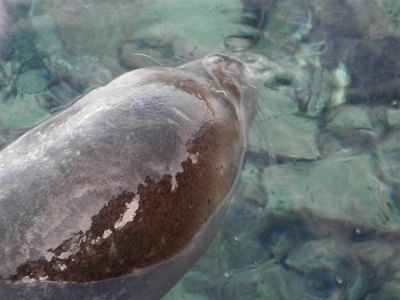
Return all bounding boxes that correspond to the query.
[2,0,400,299]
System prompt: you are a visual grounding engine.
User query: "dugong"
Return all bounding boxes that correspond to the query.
[0,54,257,299]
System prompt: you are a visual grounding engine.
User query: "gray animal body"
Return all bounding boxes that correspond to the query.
[0,54,257,299]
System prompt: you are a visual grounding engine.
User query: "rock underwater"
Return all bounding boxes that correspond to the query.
[0,0,9,57]
[0,54,258,299]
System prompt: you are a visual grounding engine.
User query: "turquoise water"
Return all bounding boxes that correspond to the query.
[2,0,400,299]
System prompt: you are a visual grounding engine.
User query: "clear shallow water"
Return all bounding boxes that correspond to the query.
[1,0,400,299]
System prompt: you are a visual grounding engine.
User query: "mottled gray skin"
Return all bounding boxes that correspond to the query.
[0,54,257,299]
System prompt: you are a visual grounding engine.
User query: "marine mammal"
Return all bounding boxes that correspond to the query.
[0,54,257,299]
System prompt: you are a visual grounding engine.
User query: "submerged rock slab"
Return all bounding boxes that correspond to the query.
[377,128,400,185]
[263,154,395,226]
[0,0,9,57]
[248,85,320,161]
[250,115,319,160]
[325,105,374,132]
